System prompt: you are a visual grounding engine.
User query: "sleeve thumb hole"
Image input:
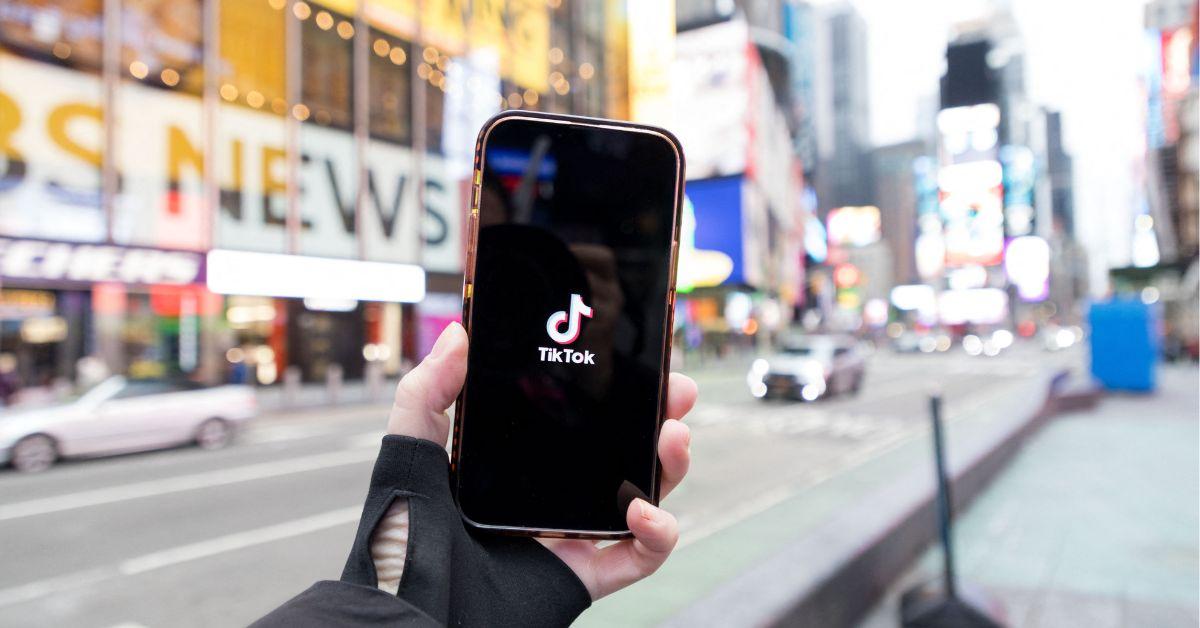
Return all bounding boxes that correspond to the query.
[370,497,411,596]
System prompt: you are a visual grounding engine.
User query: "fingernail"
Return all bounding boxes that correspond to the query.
[638,499,656,521]
[683,427,692,448]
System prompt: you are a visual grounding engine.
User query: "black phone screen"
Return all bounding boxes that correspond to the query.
[455,115,681,534]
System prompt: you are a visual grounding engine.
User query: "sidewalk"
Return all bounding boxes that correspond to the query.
[860,364,1199,627]
[255,377,399,412]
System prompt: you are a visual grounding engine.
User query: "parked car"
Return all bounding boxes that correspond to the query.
[747,335,866,401]
[0,376,257,472]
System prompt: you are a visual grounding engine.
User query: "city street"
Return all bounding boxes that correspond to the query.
[0,344,1067,627]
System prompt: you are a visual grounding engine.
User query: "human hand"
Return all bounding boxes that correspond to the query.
[388,321,697,600]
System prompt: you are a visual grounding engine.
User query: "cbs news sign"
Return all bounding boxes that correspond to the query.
[0,54,463,273]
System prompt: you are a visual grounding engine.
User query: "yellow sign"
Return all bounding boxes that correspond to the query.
[364,0,547,92]
[626,0,674,124]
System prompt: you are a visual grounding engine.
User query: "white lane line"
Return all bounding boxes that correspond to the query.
[239,423,341,445]
[0,505,361,608]
[0,448,377,523]
[120,506,361,575]
[0,567,113,609]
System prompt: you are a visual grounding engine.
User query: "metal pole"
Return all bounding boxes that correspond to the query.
[101,0,122,244]
[413,0,426,265]
[353,1,368,261]
[285,0,302,254]
[929,393,958,599]
[202,0,219,251]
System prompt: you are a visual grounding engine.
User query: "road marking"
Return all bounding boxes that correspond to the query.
[0,505,362,608]
[239,423,341,445]
[0,448,377,522]
[0,567,112,608]
[120,506,361,575]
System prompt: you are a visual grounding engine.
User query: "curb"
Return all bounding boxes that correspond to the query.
[660,366,1072,628]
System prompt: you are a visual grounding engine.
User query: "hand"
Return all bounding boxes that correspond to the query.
[388,321,697,600]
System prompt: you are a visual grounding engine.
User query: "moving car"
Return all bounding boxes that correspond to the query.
[747,335,866,401]
[0,376,257,472]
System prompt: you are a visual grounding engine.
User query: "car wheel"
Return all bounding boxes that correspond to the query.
[12,434,58,473]
[196,418,232,450]
[850,373,864,395]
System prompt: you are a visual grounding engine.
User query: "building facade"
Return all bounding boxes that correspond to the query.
[0,0,628,389]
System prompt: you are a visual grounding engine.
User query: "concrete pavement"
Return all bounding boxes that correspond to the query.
[0,344,1071,627]
[859,363,1199,628]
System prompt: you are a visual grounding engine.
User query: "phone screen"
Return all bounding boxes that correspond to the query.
[455,115,681,534]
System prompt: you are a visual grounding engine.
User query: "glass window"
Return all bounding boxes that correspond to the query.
[121,0,203,95]
[213,0,289,255]
[112,380,175,399]
[297,3,358,258]
[219,0,287,112]
[300,4,353,130]
[0,0,104,71]
[0,0,106,243]
[368,30,410,145]
[113,0,207,250]
[425,77,444,154]
[415,42,445,154]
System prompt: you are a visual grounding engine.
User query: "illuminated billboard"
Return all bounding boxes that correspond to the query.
[826,205,881,247]
[937,103,1004,268]
[1004,235,1050,302]
[1000,145,1035,237]
[938,160,1005,266]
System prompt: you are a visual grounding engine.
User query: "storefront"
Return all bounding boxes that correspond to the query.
[0,238,208,386]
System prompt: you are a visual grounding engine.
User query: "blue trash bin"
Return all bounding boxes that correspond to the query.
[1088,298,1159,392]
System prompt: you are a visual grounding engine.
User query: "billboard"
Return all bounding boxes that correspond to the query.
[627,0,675,125]
[1000,145,1036,237]
[826,205,881,247]
[937,103,1004,267]
[685,176,745,285]
[671,19,750,179]
[362,0,550,92]
[0,54,463,272]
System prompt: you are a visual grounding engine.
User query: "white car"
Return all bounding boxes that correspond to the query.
[747,335,866,401]
[0,376,257,472]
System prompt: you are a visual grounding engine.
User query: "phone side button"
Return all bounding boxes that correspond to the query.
[466,212,478,256]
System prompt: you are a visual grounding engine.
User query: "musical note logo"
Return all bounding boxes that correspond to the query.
[545,293,593,345]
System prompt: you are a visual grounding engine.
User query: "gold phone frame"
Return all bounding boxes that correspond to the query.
[450,110,685,540]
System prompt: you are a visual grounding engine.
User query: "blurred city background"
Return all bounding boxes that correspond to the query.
[0,0,1196,626]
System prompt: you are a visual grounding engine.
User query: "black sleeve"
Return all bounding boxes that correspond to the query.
[254,435,592,628]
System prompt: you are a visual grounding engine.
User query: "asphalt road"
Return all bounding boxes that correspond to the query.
[0,344,1058,627]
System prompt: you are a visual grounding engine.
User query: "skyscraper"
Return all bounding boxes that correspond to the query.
[812,2,872,214]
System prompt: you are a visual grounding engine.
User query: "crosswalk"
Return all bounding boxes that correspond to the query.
[688,400,910,442]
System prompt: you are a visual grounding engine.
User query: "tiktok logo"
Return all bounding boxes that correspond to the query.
[545,293,593,345]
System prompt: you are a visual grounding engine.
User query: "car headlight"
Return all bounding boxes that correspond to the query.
[751,359,769,376]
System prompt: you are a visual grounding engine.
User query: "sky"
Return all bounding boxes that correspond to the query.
[851,0,1153,295]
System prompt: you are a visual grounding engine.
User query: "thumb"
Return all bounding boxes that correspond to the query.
[387,321,468,445]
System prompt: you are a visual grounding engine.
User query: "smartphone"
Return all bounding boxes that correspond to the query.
[451,111,685,539]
